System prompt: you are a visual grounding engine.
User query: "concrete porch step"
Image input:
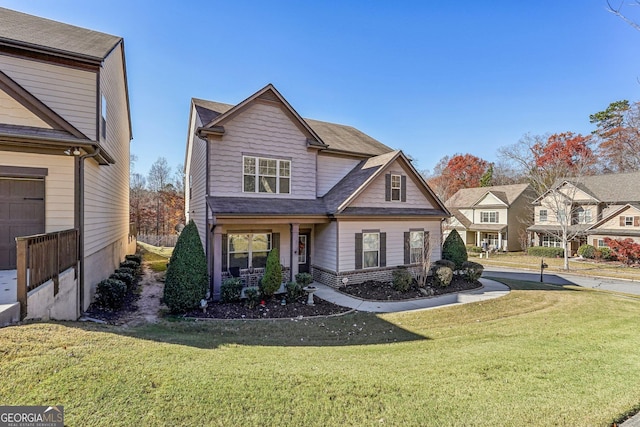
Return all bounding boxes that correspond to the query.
[0,302,20,327]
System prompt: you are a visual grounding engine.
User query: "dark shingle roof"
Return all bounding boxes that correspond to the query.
[0,7,121,60]
[340,207,448,217]
[560,172,640,203]
[207,196,327,216]
[446,184,532,208]
[192,98,393,157]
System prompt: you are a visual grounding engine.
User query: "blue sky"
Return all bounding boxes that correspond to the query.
[2,1,639,177]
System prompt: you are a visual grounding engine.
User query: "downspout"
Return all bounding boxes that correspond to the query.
[78,147,101,314]
[205,137,211,297]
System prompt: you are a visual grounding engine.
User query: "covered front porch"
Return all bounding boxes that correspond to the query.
[467,224,507,251]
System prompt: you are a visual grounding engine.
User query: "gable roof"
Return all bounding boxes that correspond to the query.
[0,7,121,62]
[192,84,394,157]
[446,183,532,208]
[534,172,640,204]
[587,203,640,231]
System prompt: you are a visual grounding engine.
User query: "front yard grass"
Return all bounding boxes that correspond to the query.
[1,279,640,426]
[475,251,640,281]
[138,242,171,272]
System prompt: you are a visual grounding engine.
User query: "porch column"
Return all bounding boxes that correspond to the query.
[290,223,299,282]
[212,226,222,300]
[476,231,480,247]
[498,232,503,251]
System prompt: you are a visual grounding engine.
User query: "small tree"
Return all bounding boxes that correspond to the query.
[416,232,433,288]
[260,248,282,298]
[604,237,640,265]
[442,230,467,270]
[163,220,208,313]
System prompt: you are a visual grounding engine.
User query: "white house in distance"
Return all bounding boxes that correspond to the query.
[445,184,535,251]
[0,7,133,320]
[185,84,449,298]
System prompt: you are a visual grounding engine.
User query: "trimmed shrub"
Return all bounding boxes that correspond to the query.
[461,261,484,282]
[95,278,127,310]
[163,220,208,313]
[577,244,596,259]
[442,230,468,270]
[392,266,413,292]
[466,245,482,253]
[285,281,305,301]
[120,260,140,271]
[295,272,313,287]
[244,287,260,309]
[125,254,142,264]
[116,267,136,277]
[433,266,453,288]
[434,259,456,270]
[527,246,564,258]
[220,278,243,303]
[110,272,135,290]
[598,247,616,261]
[260,249,282,298]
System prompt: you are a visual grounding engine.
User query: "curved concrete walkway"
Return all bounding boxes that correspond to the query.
[312,278,509,313]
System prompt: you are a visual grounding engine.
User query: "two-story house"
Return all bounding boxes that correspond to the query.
[528,172,640,253]
[445,184,534,251]
[0,7,133,321]
[185,84,449,299]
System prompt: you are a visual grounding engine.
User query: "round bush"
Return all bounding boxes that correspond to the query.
[392,267,413,292]
[433,266,453,287]
[110,272,135,290]
[125,254,142,264]
[95,278,127,310]
[442,230,468,270]
[163,220,208,313]
[285,281,305,301]
[461,261,484,281]
[434,259,456,270]
[295,272,313,286]
[116,267,136,277]
[120,260,140,272]
[220,278,243,303]
[598,247,616,261]
[577,244,596,259]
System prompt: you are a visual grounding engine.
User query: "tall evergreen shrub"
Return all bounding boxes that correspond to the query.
[163,220,208,313]
[260,249,282,298]
[442,230,468,270]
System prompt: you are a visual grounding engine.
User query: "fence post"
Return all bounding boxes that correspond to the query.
[54,232,60,296]
[16,238,28,320]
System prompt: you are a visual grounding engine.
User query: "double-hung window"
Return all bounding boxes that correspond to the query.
[542,235,562,248]
[625,216,634,226]
[228,233,271,269]
[409,231,424,264]
[391,174,401,201]
[480,211,498,223]
[363,232,380,268]
[576,207,591,224]
[539,209,548,222]
[243,156,290,194]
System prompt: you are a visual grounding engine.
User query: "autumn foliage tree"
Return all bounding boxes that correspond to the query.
[428,153,489,200]
[604,237,640,265]
[590,100,640,172]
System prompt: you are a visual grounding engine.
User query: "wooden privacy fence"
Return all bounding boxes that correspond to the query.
[137,233,178,247]
[16,229,78,319]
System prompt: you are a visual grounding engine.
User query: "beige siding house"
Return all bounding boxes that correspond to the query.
[0,7,133,321]
[185,84,449,298]
[528,172,640,253]
[445,184,535,251]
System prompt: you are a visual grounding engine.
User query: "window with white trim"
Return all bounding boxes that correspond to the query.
[480,211,498,223]
[363,232,380,268]
[542,235,562,247]
[409,231,424,264]
[243,156,290,194]
[575,207,591,224]
[597,239,606,248]
[625,216,634,226]
[391,174,401,201]
[228,233,271,269]
[539,209,548,222]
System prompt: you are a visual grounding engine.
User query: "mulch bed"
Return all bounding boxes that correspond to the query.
[339,276,481,301]
[185,296,351,320]
[83,285,140,324]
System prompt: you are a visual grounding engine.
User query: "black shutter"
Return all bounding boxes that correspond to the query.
[222,234,228,271]
[401,175,407,202]
[404,232,410,264]
[380,232,386,267]
[496,212,499,223]
[355,233,363,269]
[272,232,280,254]
[385,174,391,201]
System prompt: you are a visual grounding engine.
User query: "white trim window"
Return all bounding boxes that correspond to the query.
[597,239,606,248]
[576,207,591,224]
[243,156,290,194]
[625,216,634,226]
[480,211,499,223]
[228,233,271,269]
[409,230,424,264]
[539,209,548,222]
[363,232,380,268]
[391,174,401,201]
[541,235,562,248]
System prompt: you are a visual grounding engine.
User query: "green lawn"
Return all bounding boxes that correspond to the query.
[474,251,640,281]
[137,242,171,272]
[1,280,640,426]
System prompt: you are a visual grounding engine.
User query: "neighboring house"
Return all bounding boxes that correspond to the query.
[0,7,133,320]
[445,184,535,251]
[528,172,640,253]
[184,84,449,298]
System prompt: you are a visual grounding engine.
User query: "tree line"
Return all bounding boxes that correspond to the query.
[425,99,640,201]
[130,156,185,237]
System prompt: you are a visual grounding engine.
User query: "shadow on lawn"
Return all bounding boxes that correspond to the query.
[483,270,576,290]
[68,311,429,349]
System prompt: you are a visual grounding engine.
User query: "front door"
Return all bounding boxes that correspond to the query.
[298,233,310,274]
[0,178,45,270]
